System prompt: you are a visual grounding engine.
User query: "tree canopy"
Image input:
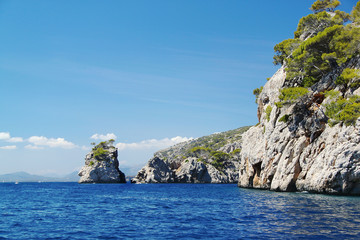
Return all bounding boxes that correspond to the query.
[351,1,360,23]
[310,0,341,13]
[273,0,359,87]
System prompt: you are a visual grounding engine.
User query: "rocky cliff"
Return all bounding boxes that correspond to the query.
[131,1,360,194]
[238,2,360,196]
[78,141,126,183]
[131,127,250,183]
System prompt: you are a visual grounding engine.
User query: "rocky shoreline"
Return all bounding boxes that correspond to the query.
[131,127,249,184]
[238,64,360,195]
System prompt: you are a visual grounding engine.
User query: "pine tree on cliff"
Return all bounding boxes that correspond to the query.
[310,0,341,13]
[272,0,358,87]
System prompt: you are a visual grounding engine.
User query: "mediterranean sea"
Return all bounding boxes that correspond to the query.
[0,183,359,239]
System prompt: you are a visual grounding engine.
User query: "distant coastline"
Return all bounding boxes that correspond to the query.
[0,171,79,183]
[0,171,135,183]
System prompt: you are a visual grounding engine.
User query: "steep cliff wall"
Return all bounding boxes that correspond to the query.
[132,127,249,183]
[78,141,126,183]
[238,1,360,195]
[238,57,360,195]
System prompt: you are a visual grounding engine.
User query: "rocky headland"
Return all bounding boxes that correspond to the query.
[131,127,250,183]
[238,2,360,195]
[133,1,360,195]
[78,140,126,183]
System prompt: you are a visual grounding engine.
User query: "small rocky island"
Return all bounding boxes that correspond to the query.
[78,140,126,183]
[132,127,250,183]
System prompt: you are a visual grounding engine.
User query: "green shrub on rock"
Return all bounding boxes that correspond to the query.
[90,140,116,161]
[335,68,360,88]
[230,149,241,155]
[324,89,341,99]
[275,87,309,108]
[253,86,263,104]
[190,146,211,154]
[265,105,272,121]
[210,151,230,162]
[325,95,360,126]
[93,147,109,161]
[278,114,290,123]
[210,160,224,171]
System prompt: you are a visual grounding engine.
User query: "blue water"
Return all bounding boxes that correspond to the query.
[0,183,359,239]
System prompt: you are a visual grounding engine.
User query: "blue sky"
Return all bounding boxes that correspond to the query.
[0,0,357,176]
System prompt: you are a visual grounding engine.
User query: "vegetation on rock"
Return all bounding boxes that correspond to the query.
[253,86,263,103]
[278,114,290,123]
[275,87,309,108]
[79,138,126,184]
[182,127,250,152]
[324,89,341,99]
[310,0,341,13]
[162,127,249,170]
[325,95,360,126]
[273,0,359,87]
[230,149,241,155]
[265,105,272,121]
[335,68,360,88]
[187,146,231,171]
[352,1,360,23]
[210,151,230,162]
[239,0,360,195]
[253,0,360,127]
[189,146,212,157]
[133,126,250,184]
[91,140,115,161]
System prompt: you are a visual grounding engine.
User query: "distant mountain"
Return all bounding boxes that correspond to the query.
[120,166,143,176]
[56,171,80,182]
[0,171,79,182]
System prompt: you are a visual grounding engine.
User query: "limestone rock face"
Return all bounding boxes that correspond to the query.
[131,127,249,184]
[238,58,360,195]
[78,143,126,184]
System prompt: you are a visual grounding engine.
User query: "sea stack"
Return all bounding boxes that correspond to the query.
[78,140,126,183]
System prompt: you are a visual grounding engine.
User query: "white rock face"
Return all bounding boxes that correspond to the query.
[132,147,241,184]
[238,59,360,195]
[131,128,249,184]
[78,145,126,183]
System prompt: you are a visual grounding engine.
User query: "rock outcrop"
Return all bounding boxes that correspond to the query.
[78,141,126,183]
[237,3,360,195]
[238,56,360,195]
[131,127,249,184]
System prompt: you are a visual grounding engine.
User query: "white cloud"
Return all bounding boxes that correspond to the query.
[7,137,23,143]
[28,136,77,149]
[0,145,17,150]
[116,136,193,151]
[90,133,117,141]
[0,132,10,140]
[24,144,44,150]
[0,132,23,142]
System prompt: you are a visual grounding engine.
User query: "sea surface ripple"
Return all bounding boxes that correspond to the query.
[0,183,359,239]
